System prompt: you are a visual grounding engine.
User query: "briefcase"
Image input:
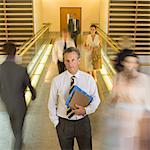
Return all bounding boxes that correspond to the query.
[66,85,93,109]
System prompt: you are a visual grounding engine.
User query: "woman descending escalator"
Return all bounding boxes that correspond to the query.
[83,24,102,81]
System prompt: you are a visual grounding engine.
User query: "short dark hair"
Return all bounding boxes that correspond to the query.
[3,42,16,55]
[114,49,138,72]
[90,24,97,29]
[63,47,80,59]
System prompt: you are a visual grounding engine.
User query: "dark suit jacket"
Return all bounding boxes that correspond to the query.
[68,18,80,34]
[0,58,36,114]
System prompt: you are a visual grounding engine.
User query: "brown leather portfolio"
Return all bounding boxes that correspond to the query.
[69,89,91,109]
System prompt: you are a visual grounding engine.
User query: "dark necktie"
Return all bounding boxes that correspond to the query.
[69,76,75,94]
[66,76,75,118]
[64,41,67,51]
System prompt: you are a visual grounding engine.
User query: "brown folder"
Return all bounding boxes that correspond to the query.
[69,89,91,110]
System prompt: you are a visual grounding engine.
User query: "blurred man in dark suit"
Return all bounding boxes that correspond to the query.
[0,43,36,150]
[68,14,80,47]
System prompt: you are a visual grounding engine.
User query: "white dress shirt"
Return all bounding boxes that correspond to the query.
[48,70,101,127]
[73,19,77,32]
[52,38,75,64]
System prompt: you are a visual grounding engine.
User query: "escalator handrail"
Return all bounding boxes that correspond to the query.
[17,25,47,54]
[17,24,50,56]
[96,27,120,53]
[97,27,121,50]
[95,27,117,80]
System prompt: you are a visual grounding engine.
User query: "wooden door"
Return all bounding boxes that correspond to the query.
[60,7,81,32]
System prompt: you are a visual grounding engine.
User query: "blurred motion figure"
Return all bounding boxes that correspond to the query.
[99,50,150,150]
[68,14,80,47]
[52,29,75,74]
[0,43,36,150]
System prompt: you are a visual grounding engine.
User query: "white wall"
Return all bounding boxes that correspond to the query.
[33,0,44,33]
[99,0,109,34]
[42,0,100,32]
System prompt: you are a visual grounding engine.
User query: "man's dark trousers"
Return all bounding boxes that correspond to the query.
[56,116,92,150]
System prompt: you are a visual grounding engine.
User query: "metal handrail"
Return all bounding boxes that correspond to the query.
[96,28,120,53]
[97,27,121,50]
[97,27,150,55]
[17,24,49,56]
[17,26,47,54]
[94,28,117,77]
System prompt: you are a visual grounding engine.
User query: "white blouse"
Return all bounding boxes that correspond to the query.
[111,72,150,109]
[86,34,100,48]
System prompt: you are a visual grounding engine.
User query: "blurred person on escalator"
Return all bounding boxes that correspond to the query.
[115,36,133,72]
[0,43,36,150]
[52,29,75,74]
[99,50,150,150]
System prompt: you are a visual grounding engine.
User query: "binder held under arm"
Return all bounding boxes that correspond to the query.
[66,85,93,109]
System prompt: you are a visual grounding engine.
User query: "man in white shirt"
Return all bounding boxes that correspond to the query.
[48,47,100,150]
[52,30,75,74]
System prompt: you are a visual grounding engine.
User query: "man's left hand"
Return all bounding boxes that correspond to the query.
[72,104,86,116]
